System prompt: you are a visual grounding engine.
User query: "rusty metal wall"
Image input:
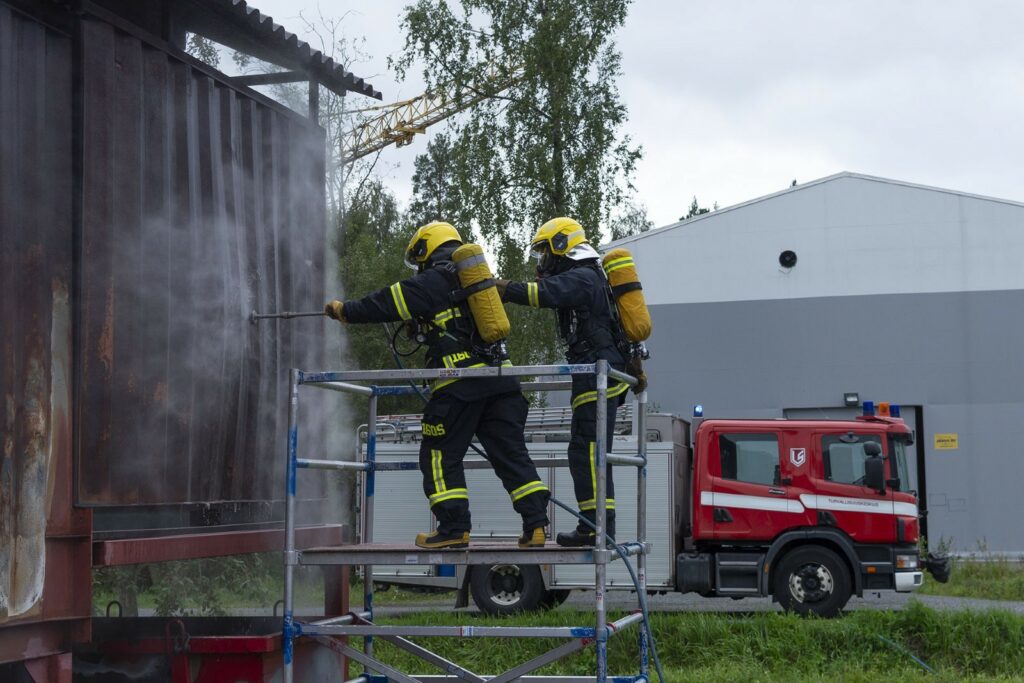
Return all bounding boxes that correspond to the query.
[0,1,92,647]
[75,17,331,506]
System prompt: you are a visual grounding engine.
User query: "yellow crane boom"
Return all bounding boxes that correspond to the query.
[342,64,524,161]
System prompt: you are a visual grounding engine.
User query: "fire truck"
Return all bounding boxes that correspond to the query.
[365,401,949,618]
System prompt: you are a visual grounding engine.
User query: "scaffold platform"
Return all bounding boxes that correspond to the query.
[280,362,651,683]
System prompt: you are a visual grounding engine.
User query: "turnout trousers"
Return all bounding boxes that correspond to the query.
[567,380,630,534]
[419,390,550,535]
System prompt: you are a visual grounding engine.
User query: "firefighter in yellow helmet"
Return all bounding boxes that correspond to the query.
[500,217,629,546]
[325,222,550,549]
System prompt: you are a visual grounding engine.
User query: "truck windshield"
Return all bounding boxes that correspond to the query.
[888,436,913,493]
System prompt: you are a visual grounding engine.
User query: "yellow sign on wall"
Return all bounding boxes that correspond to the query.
[934,433,959,450]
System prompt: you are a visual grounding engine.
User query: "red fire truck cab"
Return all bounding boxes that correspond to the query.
[677,404,949,616]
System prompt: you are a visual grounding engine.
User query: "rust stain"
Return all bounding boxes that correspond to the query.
[99,284,114,377]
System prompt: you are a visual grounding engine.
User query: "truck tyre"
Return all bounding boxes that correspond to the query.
[773,546,851,617]
[469,564,544,615]
[540,589,571,610]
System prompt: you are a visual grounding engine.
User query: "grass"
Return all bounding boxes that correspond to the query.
[356,602,1024,682]
[918,557,1024,602]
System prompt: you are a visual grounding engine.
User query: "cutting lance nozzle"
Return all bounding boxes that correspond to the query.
[250,310,328,324]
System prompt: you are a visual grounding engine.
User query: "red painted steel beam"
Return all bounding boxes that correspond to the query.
[92,525,346,566]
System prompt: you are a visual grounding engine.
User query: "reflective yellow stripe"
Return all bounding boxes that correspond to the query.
[429,488,469,504]
[510,480,549,502]
[603,257,635,274]
[431,449,445,493]
[578,498,616,511]
[390,282,412,320]
[571,382,629,410]
[589,442,597,501]
[571,390,597,410]
[434,307,462,328]
[527,282,540,308]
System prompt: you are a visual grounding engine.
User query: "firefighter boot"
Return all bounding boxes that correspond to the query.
[415,530,470,549]
[518,527,547,548]
[556,522,615,548]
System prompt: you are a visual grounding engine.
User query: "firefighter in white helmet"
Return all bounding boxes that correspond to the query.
[500,217,629,546]
[325,222,550,549]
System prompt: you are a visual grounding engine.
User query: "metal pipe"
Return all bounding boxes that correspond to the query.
[300,363,597,384]
[607,366,638,386]
[594,359,609,683]
[310,610,373,627]
[306,381,375,396]
[635,392,649,679]
[250,309,326,323]
[363,393,378,660]
[298,458,370,472]
[606,454,646,467]
[283,369,300,683]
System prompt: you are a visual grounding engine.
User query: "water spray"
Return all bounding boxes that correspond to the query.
[249,310,327,324]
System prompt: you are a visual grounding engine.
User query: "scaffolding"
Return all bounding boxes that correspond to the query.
[281,360,650,683]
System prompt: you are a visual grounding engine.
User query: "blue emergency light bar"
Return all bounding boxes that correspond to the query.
[861,400,901,418]
[693,404,704,418]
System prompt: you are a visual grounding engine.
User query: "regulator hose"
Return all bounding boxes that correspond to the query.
[382,329,665,681]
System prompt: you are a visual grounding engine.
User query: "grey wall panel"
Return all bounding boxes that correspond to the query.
[645,289,1024,552]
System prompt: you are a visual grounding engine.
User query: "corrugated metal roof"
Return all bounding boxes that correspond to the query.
[178,0,382,100]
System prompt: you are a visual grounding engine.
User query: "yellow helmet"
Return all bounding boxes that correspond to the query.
[404,221,463,270]
[530,217,588,257]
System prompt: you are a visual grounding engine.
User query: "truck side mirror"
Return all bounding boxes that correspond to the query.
[864,456,886,494]
[863,441,882,457]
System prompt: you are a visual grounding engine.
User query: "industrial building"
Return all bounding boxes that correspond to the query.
[612,171,1024,555]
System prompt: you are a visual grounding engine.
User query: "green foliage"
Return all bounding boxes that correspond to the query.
[679,195,714,221]
[408,133,469,228]
[394,0,641,273]
[364,603,1024,680]
[185,34,220,68]
[337,178,425,412]
[397,1,641,365]
[93,554,280,616]
[918,556,1024,602]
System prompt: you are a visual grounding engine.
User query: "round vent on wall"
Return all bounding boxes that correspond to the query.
[778,250,798,269]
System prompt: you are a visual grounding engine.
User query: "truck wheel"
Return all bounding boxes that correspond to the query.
[469,564,544,615]
[773,546,851,618]
[540,589,571,610]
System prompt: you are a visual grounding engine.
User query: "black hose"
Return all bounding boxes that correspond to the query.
[549,496,667,683]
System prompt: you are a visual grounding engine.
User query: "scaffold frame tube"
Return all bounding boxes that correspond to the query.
[281,361,647,683]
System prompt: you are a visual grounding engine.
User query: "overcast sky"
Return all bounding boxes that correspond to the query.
[254,0,1024,228]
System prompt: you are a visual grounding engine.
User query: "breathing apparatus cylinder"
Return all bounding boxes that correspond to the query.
[452,244,511,344]
[602,247,652,343]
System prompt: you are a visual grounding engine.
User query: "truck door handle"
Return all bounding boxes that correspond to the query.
[713,508,733,523]
[768,488,786,496]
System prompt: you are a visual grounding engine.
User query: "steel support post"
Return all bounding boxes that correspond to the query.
[636,391,649,679]
[362,392,379,662]
[594,359,609,683]
[283,369,300,683]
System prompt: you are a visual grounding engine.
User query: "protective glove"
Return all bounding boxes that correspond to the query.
[324,300,346,322]
[494,279,510,298]
[626,356,648,394]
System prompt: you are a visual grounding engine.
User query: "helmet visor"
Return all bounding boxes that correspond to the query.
[405,238,428,270]
[530,243,555,274]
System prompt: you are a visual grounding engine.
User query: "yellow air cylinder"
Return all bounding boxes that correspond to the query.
[602,248,652,342]
[452,244,511,344]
